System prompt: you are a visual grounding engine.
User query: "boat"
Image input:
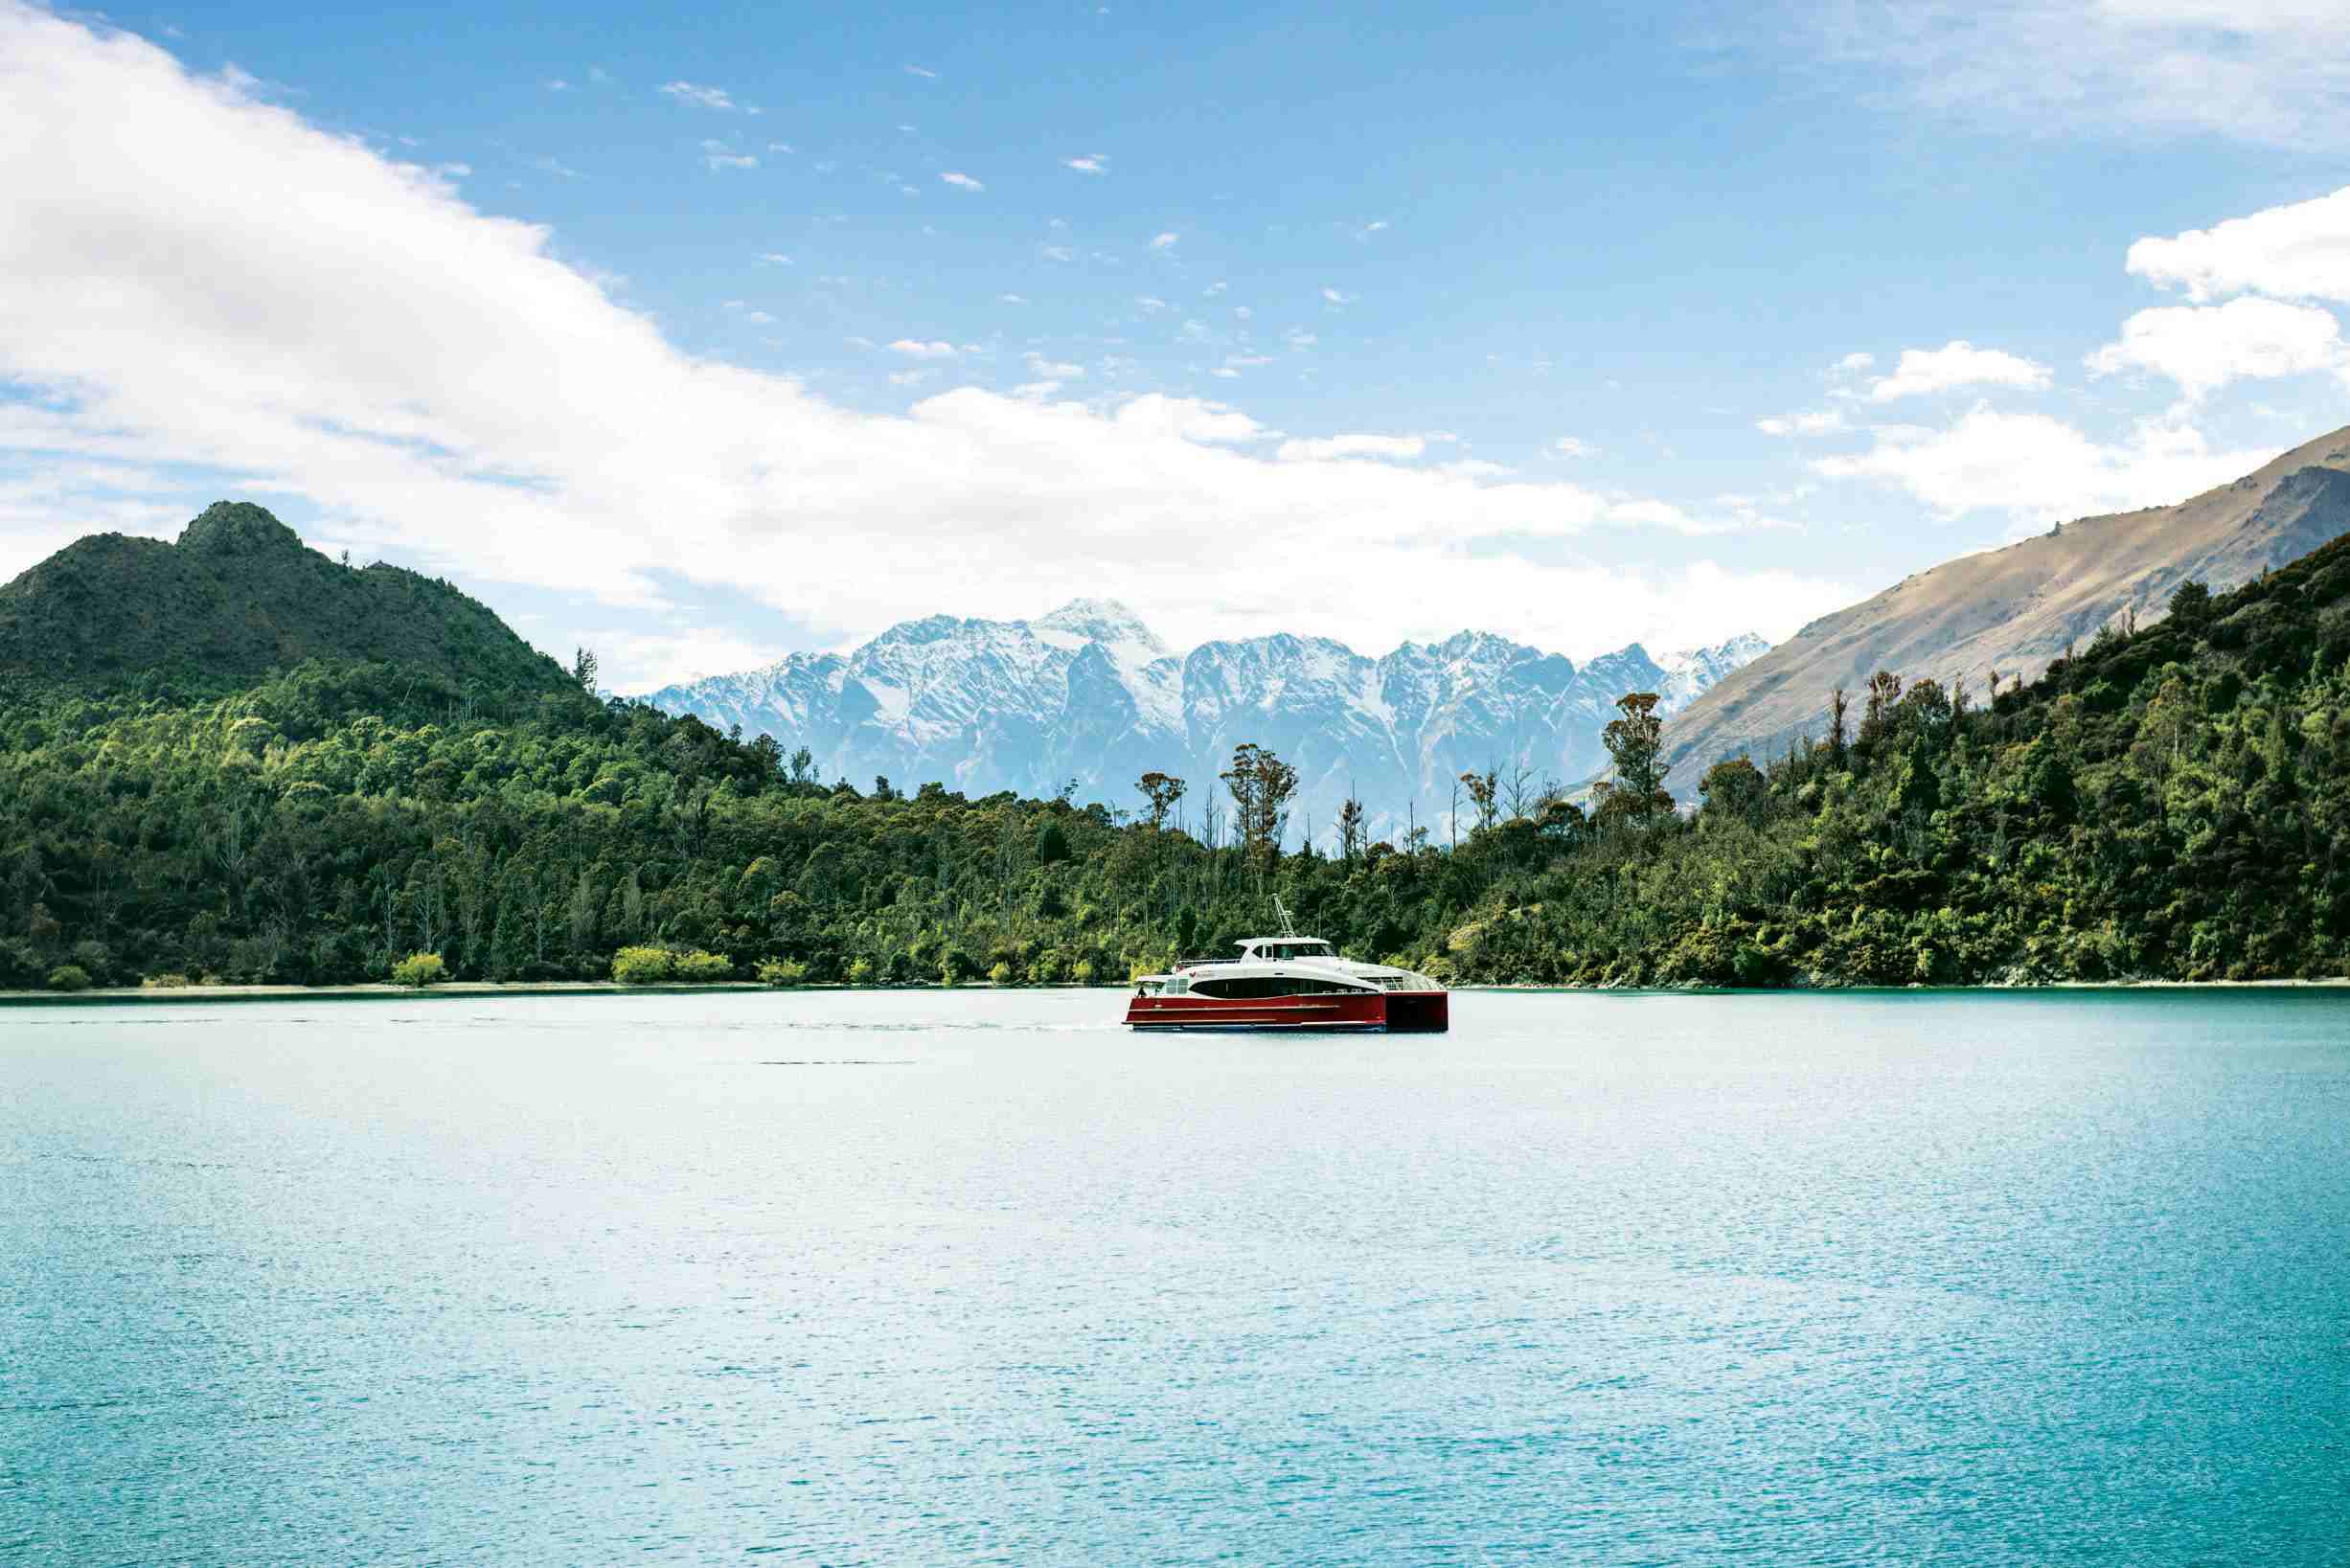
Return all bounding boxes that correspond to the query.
[1124,906,1449,1033]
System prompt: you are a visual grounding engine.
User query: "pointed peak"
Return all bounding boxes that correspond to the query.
[1031,597,1167,653]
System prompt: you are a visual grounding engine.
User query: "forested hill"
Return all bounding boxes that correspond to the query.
[0,501,576,698]
[0,508,2345,991]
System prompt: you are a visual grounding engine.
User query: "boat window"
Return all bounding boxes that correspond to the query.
[1165,976,1189,994]
[1189,976,1365,999]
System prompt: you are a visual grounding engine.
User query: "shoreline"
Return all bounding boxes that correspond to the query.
[5,976,2346,1008]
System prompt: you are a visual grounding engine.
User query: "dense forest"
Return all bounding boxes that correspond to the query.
[2,526,2347,990]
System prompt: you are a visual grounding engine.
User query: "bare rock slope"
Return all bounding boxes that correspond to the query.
[1660,424,2350,791]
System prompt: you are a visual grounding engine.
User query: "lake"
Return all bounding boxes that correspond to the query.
[5,989,2347,1564]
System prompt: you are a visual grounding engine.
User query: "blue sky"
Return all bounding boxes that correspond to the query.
[5,0,2350,687]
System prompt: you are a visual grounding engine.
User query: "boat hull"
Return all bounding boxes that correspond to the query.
[1124,989,1449,1033]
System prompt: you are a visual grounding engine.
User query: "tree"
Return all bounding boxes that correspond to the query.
[571,647,599,692]
[2168,578,2213,631]
[1698,757,1766,823]
[1221,742,1298,867]
[1828,686,1851,768]
[1594,693,1672,824]
[1460,768,1499,834]
[1034,815,1071,865]
[1859,670,1903,751]
[1136,771,1187,829]
[1336,794,1367,862]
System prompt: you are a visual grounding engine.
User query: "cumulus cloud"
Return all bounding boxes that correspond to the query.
[0,4,1849,686]
[1150,232,1178,249]
[1549,436,1597,457]
[1814,406,2275,521]
[1866,340,2052,400]
[939,170,982,192]
[888,339,958,358]
[2087,295,2347,398]
[2126,184,2350,303]
[1062,154,1107,173]
[1320,286,1354,305]
[659,80,738,111]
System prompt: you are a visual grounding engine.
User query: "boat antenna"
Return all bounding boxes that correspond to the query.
[1273,894,1299,938]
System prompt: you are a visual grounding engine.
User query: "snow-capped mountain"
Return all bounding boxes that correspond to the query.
[638,602,1768,842]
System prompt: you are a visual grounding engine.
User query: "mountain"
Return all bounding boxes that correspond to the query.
[1659,424,2350,793]
[0,501,575,697]
[641,609,1768,841]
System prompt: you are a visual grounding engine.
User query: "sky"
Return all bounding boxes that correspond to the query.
[5,0,2350,690]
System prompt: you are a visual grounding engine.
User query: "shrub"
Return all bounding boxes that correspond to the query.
[757,958,808,988]
[989,960,1015,986]
[390,952,447,988]
[141,973,194,989]
[1070,959,1095,986]
[611,946,675,985]
[673,949,732,981]
[846,955,875,986]
[46,965,93,992]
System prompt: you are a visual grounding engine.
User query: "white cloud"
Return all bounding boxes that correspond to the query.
[766,142,793,154]
[1062,154,1107,173]
[888,339,957,358]
[2126,184,2350,303]
[1134,295,1168,311]
[1283,328,1316,351]
[659,80,737,111]
[1211,368,1240,379]
[904,63,938,79]
[939,170,982,192]
[1550,436,1597,457]
[1040,245,1074,262]
[1755,409,1848,437]
[544,79,570,92]
[0,4,1848,688]
[1150,232,1178,249]
[1835,351,1875,372]
[758,252,792,265]
[699,140,757,171]
[1866,340,2052,400]
[2088,295,2347,398]
[1810,1,2350,149]
[1024,352,1086,379]
[1320,287,1354,305]
[887,369,933,386]
[1276,432,1426,463]
[997,292,1028,305]
[1815,406,2276,520]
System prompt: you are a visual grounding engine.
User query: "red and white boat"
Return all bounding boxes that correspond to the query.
[1124,930,1449,1034]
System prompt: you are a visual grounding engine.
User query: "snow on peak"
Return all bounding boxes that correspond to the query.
[1031,598,1167,656]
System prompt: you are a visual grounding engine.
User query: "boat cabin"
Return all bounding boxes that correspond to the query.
[1237,938,1336,962]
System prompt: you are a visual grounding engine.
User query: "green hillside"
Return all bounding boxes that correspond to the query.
[0,501,576,698]
[0,504,2345,990]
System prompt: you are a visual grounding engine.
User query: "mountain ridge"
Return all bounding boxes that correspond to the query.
[1659,424,2350,791]
[0,501,576,698]
[641,607,1767,838]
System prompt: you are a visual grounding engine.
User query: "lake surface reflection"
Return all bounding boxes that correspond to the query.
[6,989,2347,1564]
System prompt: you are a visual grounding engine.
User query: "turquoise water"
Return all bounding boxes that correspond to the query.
[4,989,2347,1564]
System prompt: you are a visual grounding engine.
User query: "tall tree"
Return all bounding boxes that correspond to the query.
[1221,743,1298,867]
[1136,771,1187,829]
[1595,692,1672,825]
[571,647,599,693]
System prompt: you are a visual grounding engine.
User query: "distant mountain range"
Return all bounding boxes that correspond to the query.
[1664,423,2350,792]
[640,603,1767,842]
